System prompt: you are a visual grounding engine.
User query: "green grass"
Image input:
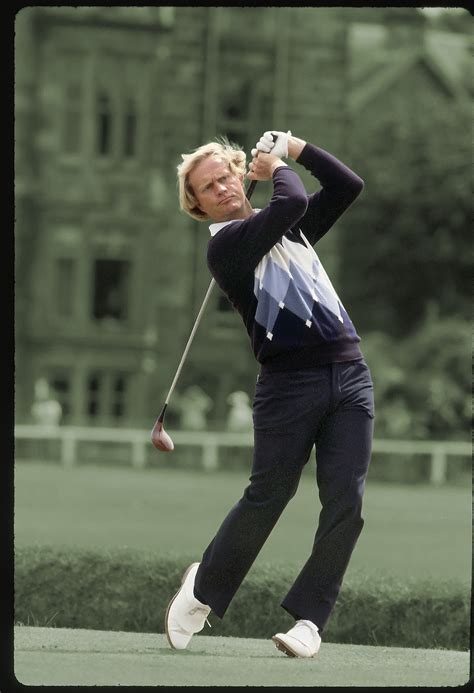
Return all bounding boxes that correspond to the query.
[14,627,471,687]
[14,460,471,585]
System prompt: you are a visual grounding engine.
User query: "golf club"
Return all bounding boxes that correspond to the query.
[151,175,260,452]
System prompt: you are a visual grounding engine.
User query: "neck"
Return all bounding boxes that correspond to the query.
[216,199,254,223]
[233,198,254,220]
[238,199,254,219]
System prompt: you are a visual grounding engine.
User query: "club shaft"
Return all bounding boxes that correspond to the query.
[159,178,258,416]
[162,276,216,407]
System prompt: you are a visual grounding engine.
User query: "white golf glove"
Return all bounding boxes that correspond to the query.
[251,130,292,159]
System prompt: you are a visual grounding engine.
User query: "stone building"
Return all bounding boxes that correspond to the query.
[347,8,471,118]
[14,7,469,430]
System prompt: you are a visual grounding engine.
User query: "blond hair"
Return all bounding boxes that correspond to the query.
[177,136,247,221]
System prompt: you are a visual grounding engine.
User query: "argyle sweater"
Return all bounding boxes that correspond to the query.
[207,143,364,371]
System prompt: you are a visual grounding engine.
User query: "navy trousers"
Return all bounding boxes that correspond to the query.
[193,358,374,633]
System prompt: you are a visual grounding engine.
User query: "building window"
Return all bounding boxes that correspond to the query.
[86,371,129,423]
[111,373,127,419]
[120,55,148,162]
[219,79,250,147]
[217,70,274,152]
[55,258,76,317]
[90,54,150,162]
[92,259,130,322]
[58,50,149,162]
[96,91,113,156]
[59,51,85,156]
[49,373,71,423]
[123,97,137,158]
[87,372,102,419]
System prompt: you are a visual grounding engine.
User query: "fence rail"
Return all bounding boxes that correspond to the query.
[14,424,471,485]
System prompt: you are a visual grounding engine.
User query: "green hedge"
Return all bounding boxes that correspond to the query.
[15,545,470,651]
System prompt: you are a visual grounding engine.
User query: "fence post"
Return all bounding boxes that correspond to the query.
[430,446,447,485]
[132,440,146,469]
[61,433,76,468]
[202,439,219,471]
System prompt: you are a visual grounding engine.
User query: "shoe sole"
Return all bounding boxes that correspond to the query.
[164,562,200,650]
[272,635,317,659]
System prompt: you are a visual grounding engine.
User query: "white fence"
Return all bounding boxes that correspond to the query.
[14,424,471,485]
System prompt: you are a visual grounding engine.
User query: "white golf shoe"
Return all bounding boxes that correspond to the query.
[272,619,321,658]
[165,562,211,650]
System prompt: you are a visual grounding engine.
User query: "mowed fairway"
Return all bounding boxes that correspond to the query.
[14,460,471,585]
[14,626,470,687]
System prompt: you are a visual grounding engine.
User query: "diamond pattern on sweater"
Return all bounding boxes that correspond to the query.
[254,230,345,340]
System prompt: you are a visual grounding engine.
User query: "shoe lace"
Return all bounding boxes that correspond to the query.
[188,605,212,628]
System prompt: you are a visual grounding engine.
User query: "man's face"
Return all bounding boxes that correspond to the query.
[188,157,248,222]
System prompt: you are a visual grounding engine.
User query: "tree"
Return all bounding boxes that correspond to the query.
[361,315,470,441]
[340,99,471,338]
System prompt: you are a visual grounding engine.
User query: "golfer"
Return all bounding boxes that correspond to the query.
[165,130,374,658]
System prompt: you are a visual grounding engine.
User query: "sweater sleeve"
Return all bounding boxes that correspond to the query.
[207,165,308,284]
[295,143,364,245]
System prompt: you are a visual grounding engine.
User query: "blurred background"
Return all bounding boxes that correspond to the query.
[15,6,470,474]
[14,6,471,592]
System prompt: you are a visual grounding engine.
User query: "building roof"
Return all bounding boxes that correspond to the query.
[348,20,471,111]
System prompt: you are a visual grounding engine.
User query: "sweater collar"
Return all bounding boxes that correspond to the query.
[209,221,232,237]
[209,209,261,236]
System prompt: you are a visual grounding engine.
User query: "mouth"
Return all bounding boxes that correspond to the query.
[219,196,235,205]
